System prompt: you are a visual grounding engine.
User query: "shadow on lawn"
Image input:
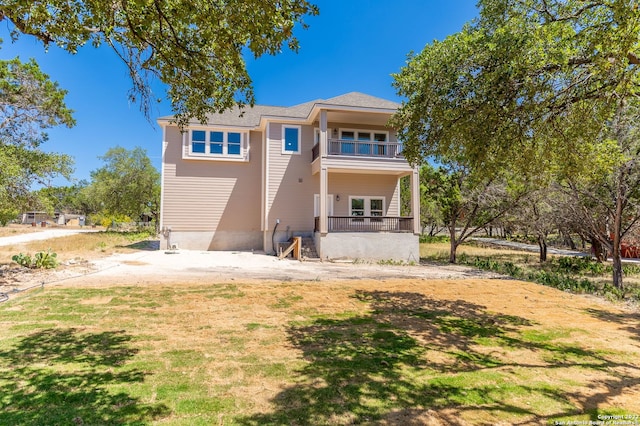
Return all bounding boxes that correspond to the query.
[0,328,169,425]
[585,308,640,342]
[240,291,640,425]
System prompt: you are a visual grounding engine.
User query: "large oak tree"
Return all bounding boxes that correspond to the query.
[0,0,318,126]
[0,57,74,215]
[392,0,640,288]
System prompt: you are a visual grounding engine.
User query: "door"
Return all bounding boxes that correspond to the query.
[314,194,334,217]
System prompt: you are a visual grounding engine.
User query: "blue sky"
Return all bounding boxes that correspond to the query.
[0,0,478,184]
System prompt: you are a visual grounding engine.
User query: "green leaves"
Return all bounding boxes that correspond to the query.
[392,0,640,182]
[0,57,75,212]
[0,0,319,126]
[12,249,58,269]
[88,146,160,222]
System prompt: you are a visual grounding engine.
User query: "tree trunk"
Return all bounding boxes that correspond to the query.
[538,235,547,263]
[563,232,576,250]
[612,182,625,290]
[612,251,624,290]
[591,238,604,262]
[449,222,457,263]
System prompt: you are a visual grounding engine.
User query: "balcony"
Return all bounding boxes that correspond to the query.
[314,216,414,233]
[312,139,403,161]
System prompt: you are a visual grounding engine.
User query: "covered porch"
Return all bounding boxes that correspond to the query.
[312,168,420,261]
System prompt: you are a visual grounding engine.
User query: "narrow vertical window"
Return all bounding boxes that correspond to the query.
[282,125,301,154]
[192,130,206,153]
[227,132,242,155]
[210,131,224,154]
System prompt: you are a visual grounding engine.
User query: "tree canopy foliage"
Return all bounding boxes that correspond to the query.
[392,0,640,176]
[88,146,160,226]
[392,0,640,288]
[0,57,74,211]
[0,0,318,126]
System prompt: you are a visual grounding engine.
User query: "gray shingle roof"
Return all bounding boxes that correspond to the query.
[321,92,400,109]
[158,92,398,127]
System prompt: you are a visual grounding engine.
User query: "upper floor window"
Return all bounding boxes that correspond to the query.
[282,125,301,154]
[188,129,248,160]
[338,129,389,156]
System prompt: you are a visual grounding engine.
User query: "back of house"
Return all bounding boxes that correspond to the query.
[158,92,421,261]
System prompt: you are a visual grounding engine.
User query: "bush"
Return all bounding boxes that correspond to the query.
[419,235,449,243]
[556,256,605,275]
[0,208,19,226]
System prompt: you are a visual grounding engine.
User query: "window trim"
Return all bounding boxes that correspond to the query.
[282,124,302,155]
[348,196,386,217]
[185,127,250,161]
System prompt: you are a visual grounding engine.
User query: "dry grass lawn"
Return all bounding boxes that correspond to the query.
[1,275,639,425]
[1,229,640,424]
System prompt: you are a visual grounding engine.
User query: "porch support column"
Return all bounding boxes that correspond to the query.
[411,167,421,234]
[320,109,328,158]
[320,166,328,233]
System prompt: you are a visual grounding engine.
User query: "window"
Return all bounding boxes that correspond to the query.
[339,129,389,156]
[357,132,371,155]
[189,129,247,159]
[192,130,206,153]
[210,131,224,154]
[228,132,241,155]
[340,130,355,154]
[350,196,385,219]
[282,125,301,154]
[374,133,388,155]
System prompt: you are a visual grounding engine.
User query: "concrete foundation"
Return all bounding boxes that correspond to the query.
[316,232,419,262]
[161,230,262,251]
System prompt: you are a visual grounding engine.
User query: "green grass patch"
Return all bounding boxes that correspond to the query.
[0,283,637,425]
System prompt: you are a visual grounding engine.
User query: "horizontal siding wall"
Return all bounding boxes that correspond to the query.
[267,123,318,232]
[329,173,400,217]
[162,126,262,233]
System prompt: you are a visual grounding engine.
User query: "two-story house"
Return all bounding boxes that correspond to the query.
[158,92,420,261]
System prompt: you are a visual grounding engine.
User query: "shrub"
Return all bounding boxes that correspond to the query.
[556,256,604,275]
[0,207,19,226]
[419,235,449,243]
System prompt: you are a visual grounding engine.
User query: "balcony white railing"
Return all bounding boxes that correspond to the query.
[312,139,403,161]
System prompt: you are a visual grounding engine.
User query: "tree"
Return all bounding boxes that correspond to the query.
[392,0,640,287]
[89,146,160,228]
[0,0,318,126]
[421,163,525,263]
[34,181,97,215]
[0,57,74,212]
[556,101,640,287]
[400,172,444,236]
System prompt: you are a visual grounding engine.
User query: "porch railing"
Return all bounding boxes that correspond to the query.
[314,216,414,233]
[312,139,403,161]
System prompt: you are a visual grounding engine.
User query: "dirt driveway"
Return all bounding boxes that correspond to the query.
[60,248,499,285]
